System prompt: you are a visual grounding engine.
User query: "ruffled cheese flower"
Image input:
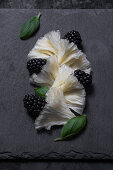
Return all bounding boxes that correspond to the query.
[52,65,86,115]
[34,65,86,129]
[35,87,75,130]
[28,31,91,74]
[27,30,91,130]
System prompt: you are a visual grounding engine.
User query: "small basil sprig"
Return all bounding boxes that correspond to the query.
[54,115,87,141]
[20,13,41,40]
[34,87,49,97]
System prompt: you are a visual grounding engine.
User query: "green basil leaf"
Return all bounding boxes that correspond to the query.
[20,13,41,40]
[34,87,49,97]
[54,115,87,141]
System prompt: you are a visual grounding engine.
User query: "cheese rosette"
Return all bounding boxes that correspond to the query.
[35,87,75,130]
[28,31,91,74]
[34,65,86,130]
[52,65,86,115]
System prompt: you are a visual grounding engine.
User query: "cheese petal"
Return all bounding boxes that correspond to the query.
[35,87,75,130]
[28,31,61,60]
[66,52,91,74]
[64,89,86,115]
[52,64,83,92]
[58,39,77,64]
[58,39,91,74]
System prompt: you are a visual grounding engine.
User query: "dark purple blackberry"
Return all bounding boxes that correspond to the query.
[74,69,92,89]
[23,94,46,118]
[27,58,47,75]
[64,30,82,48]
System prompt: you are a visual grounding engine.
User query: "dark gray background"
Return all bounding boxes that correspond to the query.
[0,0,113,8]
[1,160,113,170]
[0,1,113,170]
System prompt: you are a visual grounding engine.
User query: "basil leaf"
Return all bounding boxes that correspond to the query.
[54,115,87,141]
[34,87,49,97]
[20,13,41,40]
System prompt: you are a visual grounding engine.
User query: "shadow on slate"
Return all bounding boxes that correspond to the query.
[0,9,113,159]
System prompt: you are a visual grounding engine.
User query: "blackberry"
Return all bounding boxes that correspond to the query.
[23,94,46,119]
[27,58,47,75]
[74,69,92,89]
[64,30,82,49]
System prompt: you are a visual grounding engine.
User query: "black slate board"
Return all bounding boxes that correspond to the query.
[0,9,113,159]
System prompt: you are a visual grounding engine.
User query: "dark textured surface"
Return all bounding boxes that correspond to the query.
[0,0,113,8]
[19,161,113,170]
[0,9,113,160]
[1,160,113,170]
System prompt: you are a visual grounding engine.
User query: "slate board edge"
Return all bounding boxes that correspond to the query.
[0,151,113,159]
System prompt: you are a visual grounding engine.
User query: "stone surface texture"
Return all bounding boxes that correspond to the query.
[0,9,113,160]
[0,0,113,8]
